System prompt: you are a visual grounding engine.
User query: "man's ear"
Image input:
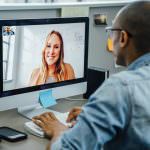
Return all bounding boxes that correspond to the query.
[119,30,129,48]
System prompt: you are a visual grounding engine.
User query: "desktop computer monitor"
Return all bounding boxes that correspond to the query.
[0,17,89,114]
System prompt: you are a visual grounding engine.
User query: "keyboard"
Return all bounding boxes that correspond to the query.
[24,112,70,138]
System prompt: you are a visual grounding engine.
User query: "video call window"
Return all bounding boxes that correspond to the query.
[2,22,86,91]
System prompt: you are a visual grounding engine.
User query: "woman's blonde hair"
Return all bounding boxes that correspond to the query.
[38,30,68,83]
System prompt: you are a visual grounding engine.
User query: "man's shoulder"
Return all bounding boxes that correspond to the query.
[105,71,130,87]
[108,65,150,86]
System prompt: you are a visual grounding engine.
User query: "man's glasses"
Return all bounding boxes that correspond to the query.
[105,26,133,37]
[105,26,132,52]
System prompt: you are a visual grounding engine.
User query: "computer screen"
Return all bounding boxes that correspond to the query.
[0,17,89,98]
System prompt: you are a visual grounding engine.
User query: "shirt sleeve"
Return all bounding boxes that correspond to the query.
[51,76,132,150]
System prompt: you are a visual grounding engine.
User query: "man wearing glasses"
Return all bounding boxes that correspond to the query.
[33,0,150,150]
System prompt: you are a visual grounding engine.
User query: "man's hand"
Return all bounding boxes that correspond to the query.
[32,112,68,140]
[66,107,82,126]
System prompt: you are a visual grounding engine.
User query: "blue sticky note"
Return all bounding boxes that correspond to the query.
[39,90,57,108]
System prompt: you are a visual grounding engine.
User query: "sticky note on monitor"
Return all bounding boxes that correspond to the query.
[39,90,57,108]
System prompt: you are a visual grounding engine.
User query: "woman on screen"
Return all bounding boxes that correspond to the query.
[29,30,75,86]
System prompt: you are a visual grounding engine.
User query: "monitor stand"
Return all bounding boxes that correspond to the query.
[18,89,61,120]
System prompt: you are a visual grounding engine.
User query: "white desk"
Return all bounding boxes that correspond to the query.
[0,98,87,150]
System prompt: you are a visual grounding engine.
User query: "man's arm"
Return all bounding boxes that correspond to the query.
[32,112,68,140]
[34,76,131,149]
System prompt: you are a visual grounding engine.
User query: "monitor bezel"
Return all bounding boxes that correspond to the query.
[0,17,89,97]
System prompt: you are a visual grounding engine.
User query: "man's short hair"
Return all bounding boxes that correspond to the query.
[118,0,150,52]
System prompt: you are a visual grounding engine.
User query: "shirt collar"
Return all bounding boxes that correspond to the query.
[128,52,150,70]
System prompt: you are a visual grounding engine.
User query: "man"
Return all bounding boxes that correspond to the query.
[33,0,150,149]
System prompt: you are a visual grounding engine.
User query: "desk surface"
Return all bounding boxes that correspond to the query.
[0,98,87,150]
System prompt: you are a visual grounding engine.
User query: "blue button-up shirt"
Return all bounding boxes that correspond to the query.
[51,53,150,150]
